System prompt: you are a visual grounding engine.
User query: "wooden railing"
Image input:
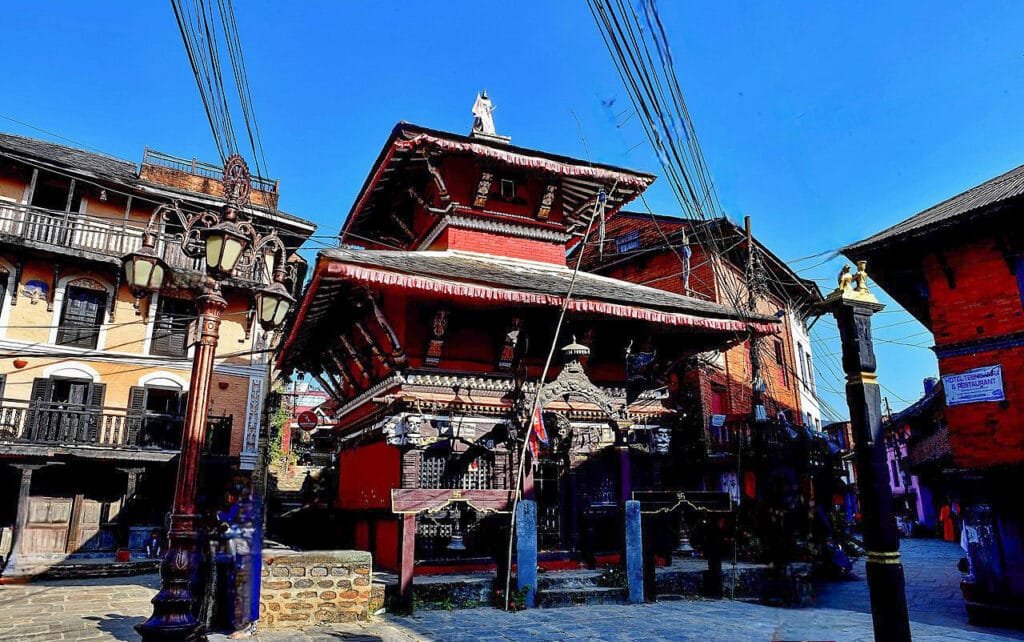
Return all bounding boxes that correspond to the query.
[0,202,267,283]
[0,398,232,455]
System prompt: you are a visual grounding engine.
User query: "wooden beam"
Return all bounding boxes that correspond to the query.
[23,169,38,207]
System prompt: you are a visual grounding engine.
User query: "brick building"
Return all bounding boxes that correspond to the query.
[579,212,822,425]
[845,162,1024,624]
[0,133,314,577]
[578,212,825,498]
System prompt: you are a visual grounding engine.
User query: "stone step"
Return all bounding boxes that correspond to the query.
[538,585,629,608]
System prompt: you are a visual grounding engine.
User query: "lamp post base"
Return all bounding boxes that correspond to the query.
[134,516,208,642]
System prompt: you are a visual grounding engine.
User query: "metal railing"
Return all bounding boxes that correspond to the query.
[0,398,232,455]
[0,202,267,283]
[142,148,279,194]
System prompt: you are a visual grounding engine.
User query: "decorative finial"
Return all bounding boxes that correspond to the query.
[825,260,880,307]
[470,91,511,143]
[838,264,853,291]
[561,336,591,363]
[853,260,870,293]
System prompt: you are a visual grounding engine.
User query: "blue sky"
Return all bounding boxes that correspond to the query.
[5,2,1024,419]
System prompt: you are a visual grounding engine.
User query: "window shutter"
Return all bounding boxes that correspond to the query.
[126,386,146,447]
[0,373,7,399]
[83,382,106,443]
[151,298,193,358]
[26,378,54,440]
[57,287,104,349]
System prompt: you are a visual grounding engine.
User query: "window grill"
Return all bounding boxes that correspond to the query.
[615,229,641,253]
[419,452,494,489]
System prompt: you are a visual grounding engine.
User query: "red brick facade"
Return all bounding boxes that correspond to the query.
[921,237,1024,468]
[581,213,812,426]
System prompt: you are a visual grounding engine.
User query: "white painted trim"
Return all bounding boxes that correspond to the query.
[417,213,571,250]
[138,371,189,391]
[0,256,16,340]
[42,360,101,382]
[47,274,116,350]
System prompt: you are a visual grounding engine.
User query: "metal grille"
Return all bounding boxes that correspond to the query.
[419,453,493,489]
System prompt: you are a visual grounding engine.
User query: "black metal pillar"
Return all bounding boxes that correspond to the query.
[825,264,911,642]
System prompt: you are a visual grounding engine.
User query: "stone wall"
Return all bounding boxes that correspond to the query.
[259,549,372,629]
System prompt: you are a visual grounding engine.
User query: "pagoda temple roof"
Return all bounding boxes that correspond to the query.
[279,247,779,367]
[339,122,656,248]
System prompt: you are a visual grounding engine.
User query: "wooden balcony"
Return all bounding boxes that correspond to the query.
[0,398,232,456]
[0,201,269,283]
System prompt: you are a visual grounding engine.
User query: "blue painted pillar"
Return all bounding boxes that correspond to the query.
[625,499,644,604]
[516,499,538,608]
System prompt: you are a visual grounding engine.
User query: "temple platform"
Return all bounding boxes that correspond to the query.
[374,556,775,610]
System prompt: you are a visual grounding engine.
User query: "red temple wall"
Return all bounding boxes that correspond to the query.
[439,155,562,223]
[338,441,401,510]
[922,236,1024,467]
[429,227,566,264]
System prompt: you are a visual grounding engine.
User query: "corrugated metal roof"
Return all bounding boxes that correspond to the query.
[0,132,137,181]
[846,162,1024,253]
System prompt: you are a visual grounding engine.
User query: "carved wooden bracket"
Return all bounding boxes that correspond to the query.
[325,350,358,397]
[498,316,522,371]
[354,320,389,376]
[423,152,451,205]
[338,336,372,387]
[365,292,407,366]
[424,307,450,367]
[537,184,556,220]
[474,171,494,208]
[389,214,415,242]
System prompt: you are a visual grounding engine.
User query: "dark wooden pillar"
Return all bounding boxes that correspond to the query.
[826,273,911,642]
[6,464,41,574]
[398,513,416,612]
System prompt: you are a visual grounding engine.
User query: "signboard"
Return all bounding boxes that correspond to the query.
[944,365,1005,406]
[296,410,319,431]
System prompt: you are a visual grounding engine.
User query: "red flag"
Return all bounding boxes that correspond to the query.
[532,403,548,444]
[528,403,547,459]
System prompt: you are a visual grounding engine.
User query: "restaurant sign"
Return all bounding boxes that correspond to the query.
[944,365,1005,406]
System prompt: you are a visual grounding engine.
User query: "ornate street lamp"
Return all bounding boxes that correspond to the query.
[132,155,294,642]
[256,271,295,331]
[124,232,168,297]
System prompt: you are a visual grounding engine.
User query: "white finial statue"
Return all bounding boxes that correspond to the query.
[471,90,497,136]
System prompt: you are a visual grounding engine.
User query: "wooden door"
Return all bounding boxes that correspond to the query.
[23,496,72,554]
[71,498,113,552]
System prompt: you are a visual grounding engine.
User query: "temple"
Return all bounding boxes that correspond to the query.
[277,114,790,587]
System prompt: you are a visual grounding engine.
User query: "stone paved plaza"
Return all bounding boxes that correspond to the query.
[1,539,1022,641]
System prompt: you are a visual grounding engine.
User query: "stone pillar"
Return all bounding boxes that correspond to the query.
[624,500,644,604]
[515,500,537,608]
[825,271,911,642]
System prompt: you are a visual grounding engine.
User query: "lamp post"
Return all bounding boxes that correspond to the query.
[821,261,911,642]
[131,155,294,641]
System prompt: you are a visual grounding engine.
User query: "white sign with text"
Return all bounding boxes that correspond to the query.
[944,365,1005,406]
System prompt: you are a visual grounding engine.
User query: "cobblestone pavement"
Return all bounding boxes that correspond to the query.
[1,539,1022,641]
